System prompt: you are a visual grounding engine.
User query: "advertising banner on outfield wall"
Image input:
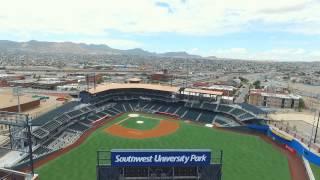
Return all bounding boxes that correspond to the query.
[111,149,211,167]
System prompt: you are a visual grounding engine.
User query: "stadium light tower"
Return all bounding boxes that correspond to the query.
[0,112,34,175]
[314,110,320,143]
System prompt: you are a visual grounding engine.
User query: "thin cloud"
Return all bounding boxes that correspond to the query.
[155,1,174,13]
[259,1,311,14]
[207,48,320,61]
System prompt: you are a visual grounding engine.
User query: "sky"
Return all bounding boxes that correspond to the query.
[0,0,319,61]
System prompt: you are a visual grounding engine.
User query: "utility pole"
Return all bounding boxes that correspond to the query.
[13,87,22,113]
[314,111,320,143]
[308,112,317,149]
[17,93,21,113]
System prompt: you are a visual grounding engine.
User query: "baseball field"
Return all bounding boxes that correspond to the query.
[36,112,291,180]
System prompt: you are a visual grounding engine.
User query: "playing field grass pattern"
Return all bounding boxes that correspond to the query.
[120,114,161,130]
[311,163,320,180]
[36,113,290,180]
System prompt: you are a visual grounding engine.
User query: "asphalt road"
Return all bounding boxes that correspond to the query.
[234,84,249,103]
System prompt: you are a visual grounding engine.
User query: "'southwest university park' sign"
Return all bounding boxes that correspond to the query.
[111,149,211,167]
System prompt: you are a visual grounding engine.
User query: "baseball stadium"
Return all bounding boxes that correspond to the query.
[0,83,319,179]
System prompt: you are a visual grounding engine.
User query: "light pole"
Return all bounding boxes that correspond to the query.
[13,87,22,113]
[308,112,317,149]
[314,111,320,143]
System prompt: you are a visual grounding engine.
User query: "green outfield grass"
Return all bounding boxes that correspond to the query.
[120,114,161,130]
[310,163,320,180]
[36,113,290,180]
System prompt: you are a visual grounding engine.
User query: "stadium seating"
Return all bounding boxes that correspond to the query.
[202,102,218,111]
[55,114,70,124]
[215,119,227,125]
[150,103,162,111]
[27,88,264,161]
[109,107,122,114]
[183,109,200,121]
[198,111,217,124]
[217,104,233,112]
[102,109,117,116]
[81,119,93,125]
[32,128,49,139]
[33,146,51,156]
[239,113,255,120]
[67,110,82,118]
[166,105,180,114]
[113,103,125,112]
[175,107,188,117]
[68,123,90,132]
[41,120,62,133]
[238,103,266,115]
[31,101,81,126]
[96,112,107,118]
[191,103,202,109]
[123,103,133,112]
[143,103,154,110]
[229,108,246,116]
[137,101,149,109]
[87,115,100,121]
[158,105,169,112]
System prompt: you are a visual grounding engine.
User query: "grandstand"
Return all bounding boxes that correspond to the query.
[5,83,265,169]
[31,101,82,126]
[79,83,262,125]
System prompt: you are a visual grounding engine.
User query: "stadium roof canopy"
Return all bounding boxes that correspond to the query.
[182,88,223,96]
[87,83,180,94]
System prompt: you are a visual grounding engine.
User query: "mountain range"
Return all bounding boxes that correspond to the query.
[0,40,205,59]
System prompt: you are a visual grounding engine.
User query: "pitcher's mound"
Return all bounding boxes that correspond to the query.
[128,114,139,118]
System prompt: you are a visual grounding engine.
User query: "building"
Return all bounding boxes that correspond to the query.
[249,89,301,109]
[193,82,209,87]
[8,79,37,88]
[0,80,8,87]
[150,70,170,81]
[0,74,25,81]
[204,84,236,96]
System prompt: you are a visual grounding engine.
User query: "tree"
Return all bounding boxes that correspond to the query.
[253,80,261,89]
[298,99,305,111]
[96,78,103,84]
[239,76,248,83]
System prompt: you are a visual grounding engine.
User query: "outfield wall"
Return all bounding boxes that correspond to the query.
[247,124,320,166]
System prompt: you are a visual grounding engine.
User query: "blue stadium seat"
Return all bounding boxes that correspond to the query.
[183,109,200,121]
[202,102,218,111]
[32,101,81,126]
[69,123,89,132]
[198,111,216,124]
[229,108,246,116]
[217,105,233,112]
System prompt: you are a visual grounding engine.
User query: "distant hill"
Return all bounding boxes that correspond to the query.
[0,40,202,58]
[160,51,201,58]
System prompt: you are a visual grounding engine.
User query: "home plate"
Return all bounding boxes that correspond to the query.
[136,121,144,124]
[128,114,139,117]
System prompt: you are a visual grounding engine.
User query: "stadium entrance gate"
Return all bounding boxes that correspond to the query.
[97,149,223,180]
